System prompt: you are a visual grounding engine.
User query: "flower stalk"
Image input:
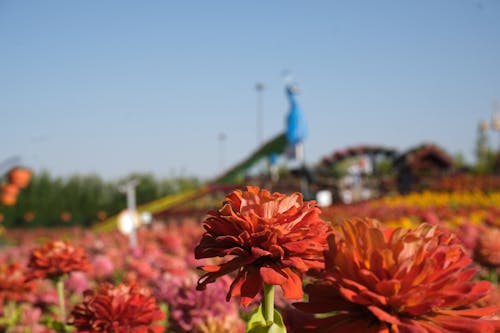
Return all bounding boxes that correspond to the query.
[56,277,66,323]
[263,284,275,325]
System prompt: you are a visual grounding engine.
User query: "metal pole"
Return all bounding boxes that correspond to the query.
[256,83,264,146]
[493,100,500,151]
[218,132,226,172]
[119,179,139,249]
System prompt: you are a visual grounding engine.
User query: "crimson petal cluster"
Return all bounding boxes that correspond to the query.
[0,263,34,304]
[26,240,91,281]
[71,283,165,333]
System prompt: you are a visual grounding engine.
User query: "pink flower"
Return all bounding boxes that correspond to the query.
[65,271,90,295]
[91,255,114,280]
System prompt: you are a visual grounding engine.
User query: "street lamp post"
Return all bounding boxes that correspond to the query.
[218,132,226,172]
[118,179,139,249]
[492,100,500,151]
[256,83,265,146]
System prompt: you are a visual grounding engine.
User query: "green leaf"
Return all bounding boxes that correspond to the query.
[42,318,71,333]
[246,304,287,333]
[0,302,21,327]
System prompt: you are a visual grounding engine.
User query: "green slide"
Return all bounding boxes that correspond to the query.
[213,132,287,184]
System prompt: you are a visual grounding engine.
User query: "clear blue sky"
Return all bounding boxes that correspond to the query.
[1,0,499,181]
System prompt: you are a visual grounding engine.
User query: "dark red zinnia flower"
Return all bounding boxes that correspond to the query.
[70,283,165,333]
[195,186,330,306]
[26,240,91,281]
[295,218,500,332]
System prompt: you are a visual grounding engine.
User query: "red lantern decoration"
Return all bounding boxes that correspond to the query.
[2,184,19,196]
[0,184,18,206]
[7,167,32,189]
[1,194,16,206]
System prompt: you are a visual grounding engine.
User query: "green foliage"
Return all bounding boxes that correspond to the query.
[452,152,467,170]
[42,317,70,333]
[374,156,394,176]
[0,302,21,329]
[474,150,497,175]
[246,304,286,333]
[328,158,352,177]
[0,171,200,228]
[474,125,497,174]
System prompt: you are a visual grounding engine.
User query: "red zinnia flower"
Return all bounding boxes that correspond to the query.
[296,218,500,333]
[70,283,165,333]
[195,186,330,306]
[26,240,91,281]
[0,263,34,303]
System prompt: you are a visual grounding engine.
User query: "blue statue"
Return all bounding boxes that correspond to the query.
[286,83,308,146]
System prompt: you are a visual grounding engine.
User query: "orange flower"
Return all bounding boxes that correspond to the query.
[296,218,500,332]
[70,283,165,333]
[195,186,330,306]
[0,263,34,303]
[26,240,91,281]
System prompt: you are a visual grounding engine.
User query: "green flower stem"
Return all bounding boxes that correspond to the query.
[489,269,498,284]
[56,277,66,323]
[263,283,275,325]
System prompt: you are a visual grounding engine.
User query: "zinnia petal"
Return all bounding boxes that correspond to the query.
[280,268,304,300]
[260,266,287,285]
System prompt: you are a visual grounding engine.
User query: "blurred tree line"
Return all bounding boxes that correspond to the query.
[475,122,500,175]
[0,171,200,228]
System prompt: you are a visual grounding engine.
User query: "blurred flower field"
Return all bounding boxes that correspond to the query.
[0,184,499,332]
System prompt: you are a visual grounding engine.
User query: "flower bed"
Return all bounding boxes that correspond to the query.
[0,188,499,332]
